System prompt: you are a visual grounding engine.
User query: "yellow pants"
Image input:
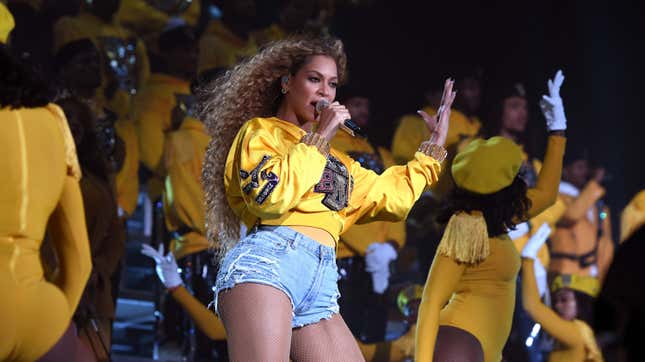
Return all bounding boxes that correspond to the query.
[0,237,73,361]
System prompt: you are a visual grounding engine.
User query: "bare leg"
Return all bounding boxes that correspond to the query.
[218,283,293,361]
[434,325,484,362]
[290,313,365,362]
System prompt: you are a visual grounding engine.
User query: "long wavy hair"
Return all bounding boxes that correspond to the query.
[199,36,347,260]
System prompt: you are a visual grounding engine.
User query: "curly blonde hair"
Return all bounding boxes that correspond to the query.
[199,36,347,260]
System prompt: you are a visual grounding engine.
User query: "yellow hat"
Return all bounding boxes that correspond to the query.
[452,136,523,194]
[551,274,600,297]
[621,190,645,242]
[1,2,15,44]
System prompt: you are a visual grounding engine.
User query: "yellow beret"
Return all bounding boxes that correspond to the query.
[620,190,645,242]
[551,274,600,297]
[451,136,523,194]
[1,2,15,44]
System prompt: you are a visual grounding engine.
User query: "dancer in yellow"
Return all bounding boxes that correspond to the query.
[416,70,567,361]
[521,223,603,361]
[0,6,92,358]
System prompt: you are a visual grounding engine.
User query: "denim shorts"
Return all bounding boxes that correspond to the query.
[214,225,340,328]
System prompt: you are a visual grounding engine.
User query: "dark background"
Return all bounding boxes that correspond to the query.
[325,0,644,237]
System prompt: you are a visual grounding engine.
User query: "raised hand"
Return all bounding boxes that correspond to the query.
[141,244,183,289]
[540,70,567,131]
[418,78,457,147]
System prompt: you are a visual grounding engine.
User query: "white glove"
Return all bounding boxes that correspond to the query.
[521,223,552,259]
[370,268,390,294]
[540,70,567,131]
[508,222,530,240]
[141,244,183,289]
[365,242,398,294]
[365,242,397,272]
[534,258,548,297]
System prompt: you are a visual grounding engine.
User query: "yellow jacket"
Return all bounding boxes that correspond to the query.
[163,118,211,260]
[522,259,603,362]
[198,20,257,73]
[330,131,406,258]
[550,180,614,285]
[134,73,192,177]
[251,23,287,47]
[53,12,150,119]
[225,117,442,243]
[416,136,566,362]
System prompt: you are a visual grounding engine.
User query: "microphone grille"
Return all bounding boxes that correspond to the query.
[315,99,330,112]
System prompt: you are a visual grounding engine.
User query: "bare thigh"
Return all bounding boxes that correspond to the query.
[218,283,293,361]
[290,313,364,362]
[434,325,484,362]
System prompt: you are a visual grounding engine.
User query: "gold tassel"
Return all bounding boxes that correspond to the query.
[437,211,490,265]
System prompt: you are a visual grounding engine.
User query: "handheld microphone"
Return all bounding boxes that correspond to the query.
[315,99,364,137]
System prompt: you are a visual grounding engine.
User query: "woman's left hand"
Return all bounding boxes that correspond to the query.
[418,78,456,147]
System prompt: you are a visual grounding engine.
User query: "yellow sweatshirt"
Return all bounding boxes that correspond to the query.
[224,117,442,243]
[198,20,257,73]
[330,131,406,257]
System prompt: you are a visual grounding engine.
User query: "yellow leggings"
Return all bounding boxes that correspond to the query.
[0,238,73,361]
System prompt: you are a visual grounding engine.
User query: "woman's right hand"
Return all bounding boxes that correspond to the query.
[316,101,351,141]
[418,78,456,147]
[540,70,567,131]
[141,244,183,289]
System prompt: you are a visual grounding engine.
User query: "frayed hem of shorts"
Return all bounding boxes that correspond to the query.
[214,280,295,317]
[292,310,339,329]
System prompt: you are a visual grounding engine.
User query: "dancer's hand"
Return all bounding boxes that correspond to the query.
[418,78,457,147]
[540,70,567,131]
[521,223,552,259]
[141,244,183,289]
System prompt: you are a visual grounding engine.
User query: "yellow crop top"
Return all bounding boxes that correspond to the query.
[224,117,442,243]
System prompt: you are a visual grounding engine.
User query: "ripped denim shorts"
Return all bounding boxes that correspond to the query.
[214,225,340,328]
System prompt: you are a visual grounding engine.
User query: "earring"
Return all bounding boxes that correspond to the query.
[281,75,289,94]
[281,87,288,94]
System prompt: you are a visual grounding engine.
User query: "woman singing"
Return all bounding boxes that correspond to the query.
[200,36,454,360]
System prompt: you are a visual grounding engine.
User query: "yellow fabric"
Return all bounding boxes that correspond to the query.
[551,274,601,297]
[114,119,140,216]
[198,20,257,73]
[549,180,614,280]
[437,211,490,264]
[330,131,407,257]
[620,190,645,242]
[452,136,523,194]
[0,106,91,360]
[251,23,286,47]
[521,259,603,362]
[359,323,417,361]
[416,136,566,362]
[171,286,227,340]
[391,107,480,165]
[116,0,201,37]
[134,73,192,176]
[53,12,150,118]
[225,117,442,244]
[163,118,211,259]
[0,2,14,43]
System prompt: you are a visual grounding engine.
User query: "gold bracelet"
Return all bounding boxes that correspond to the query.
[300,132,330,157]
[418,141,447,163]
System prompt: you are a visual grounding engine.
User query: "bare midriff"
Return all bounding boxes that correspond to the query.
[289,225,336,248]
